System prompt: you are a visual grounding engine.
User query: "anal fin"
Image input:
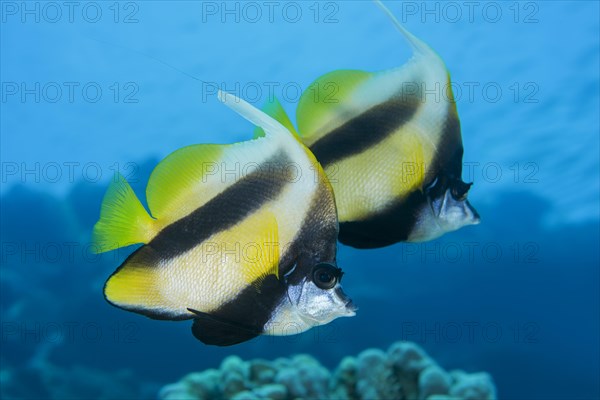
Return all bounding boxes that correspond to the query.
[188,308,260,346]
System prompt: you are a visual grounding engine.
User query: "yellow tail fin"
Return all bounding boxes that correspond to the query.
[92,173,157,253]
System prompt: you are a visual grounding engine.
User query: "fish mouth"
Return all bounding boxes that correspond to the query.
[466,200,481,224]
[345,299,358,313]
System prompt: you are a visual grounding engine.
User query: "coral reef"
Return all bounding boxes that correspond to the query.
[159,341,496,400]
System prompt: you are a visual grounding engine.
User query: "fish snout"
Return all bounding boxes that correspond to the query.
[336,286,357,316]
[345,298,358,314]
[465,200,481,225]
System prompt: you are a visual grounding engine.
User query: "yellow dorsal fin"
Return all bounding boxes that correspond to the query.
[296,69,372,144]
[92,173,157,253]
[145,143,225,221]
[254,96,298,139]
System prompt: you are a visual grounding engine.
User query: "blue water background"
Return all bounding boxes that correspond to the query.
[1,1,599,399]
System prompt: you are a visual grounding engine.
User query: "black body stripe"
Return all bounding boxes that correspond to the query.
[149,152,290,259]
[192,275,287,345]
[278,175,339,283]
[309,95,421,167]
[337,109,464,249]
[431,111,463,178]
[338,191,424,248]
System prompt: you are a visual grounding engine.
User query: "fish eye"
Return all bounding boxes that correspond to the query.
[451,181,472,201]
[312,263,342,290]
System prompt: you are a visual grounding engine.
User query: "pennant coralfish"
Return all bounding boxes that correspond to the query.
[92,91,356,346]
[257,1,480,248]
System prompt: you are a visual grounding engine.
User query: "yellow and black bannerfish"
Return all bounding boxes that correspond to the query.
[93,91,355,346]
[256,1,480,248]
